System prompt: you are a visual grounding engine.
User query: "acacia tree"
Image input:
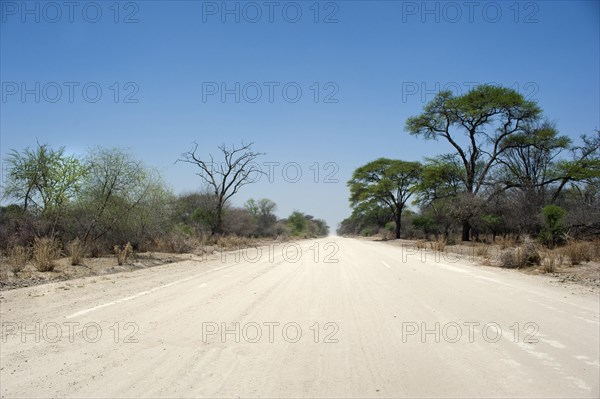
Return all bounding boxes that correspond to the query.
[3,143,87,236]
[77,147,156,246]
[406,84,541,241]
[413,155,465,239]
[178,142,264,235]
[348,158,421,239]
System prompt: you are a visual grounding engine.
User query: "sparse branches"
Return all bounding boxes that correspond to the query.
[178,142,265,235]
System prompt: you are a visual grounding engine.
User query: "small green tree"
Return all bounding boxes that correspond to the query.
[481,214,502,242]
[287,211,308,237]
[539,205,566,248]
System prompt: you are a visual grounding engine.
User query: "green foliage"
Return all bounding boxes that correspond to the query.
[348,158,421,238]
[245,198,277,236]
[412,214,436,235]
[3,143,87,214]
[406,85,542,241]
[3,143,88,237]
[385,221,395,232]
[539,205,566,247]
[287,211,308,236]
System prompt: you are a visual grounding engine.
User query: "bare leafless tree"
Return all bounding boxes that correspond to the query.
[178,142,264,235]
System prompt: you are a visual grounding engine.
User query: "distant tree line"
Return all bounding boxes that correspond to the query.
[0,142,329,256]
[338,85,599,245]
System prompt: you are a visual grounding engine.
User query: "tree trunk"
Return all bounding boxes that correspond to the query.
[395,211,402,239]
[461,220,471,242]
[213,204,223,236]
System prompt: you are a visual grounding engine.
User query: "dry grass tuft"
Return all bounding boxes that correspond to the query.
[498,236,516,250]
[432,237,446,252]
[68,238,84,266]
[153,233,199,254]
[114,242,133,265]
[415,240,427,249]
[475,244,491,259]
[9,245,29,274]
[216,235,254,249]
[541,251,561,273]
[563,241,592,266]
[33,237,61,272]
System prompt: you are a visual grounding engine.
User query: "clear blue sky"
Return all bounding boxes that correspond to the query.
[1,1,599,231]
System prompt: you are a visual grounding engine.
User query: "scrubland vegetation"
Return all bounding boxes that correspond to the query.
[339,84,599,279]
[0,142,328,286]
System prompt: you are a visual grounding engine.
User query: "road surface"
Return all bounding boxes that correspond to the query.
[1,237,599,398]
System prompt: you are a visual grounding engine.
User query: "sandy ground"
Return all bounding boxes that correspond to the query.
[0,252,192,291]
[1,237,599,398]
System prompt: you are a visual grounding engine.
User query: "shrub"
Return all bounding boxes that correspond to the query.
[500,243,541,269]
[33,237,61,272]
[68,238,84,266]
[521,242,541,266]
[564,241,592,266]
[8,245,28,274]
[500,250,520,269]
[114,242,133,265]
[542,252,560,273]
[153,230,198,253]
[539,205,566,248]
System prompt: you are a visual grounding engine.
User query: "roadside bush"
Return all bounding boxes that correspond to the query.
[68,238,84,266]
[216,234,254,250]
[542,252,560,273]
[499,250,520,269]
[114,242,133,265]
[564,241,592,265]
[521,242,542,266]
[153,231,198,253]
[500,243,541,269]
[539,205,566,248]
[33,237,61,272]
[8,245,28,274]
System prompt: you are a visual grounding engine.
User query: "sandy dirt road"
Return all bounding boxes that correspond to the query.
[1,237,599,398]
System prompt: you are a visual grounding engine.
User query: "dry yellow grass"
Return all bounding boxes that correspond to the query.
[114,242,133,265]
[33,237,60,272]
[8,245,28,274]
[68,238,84,266]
